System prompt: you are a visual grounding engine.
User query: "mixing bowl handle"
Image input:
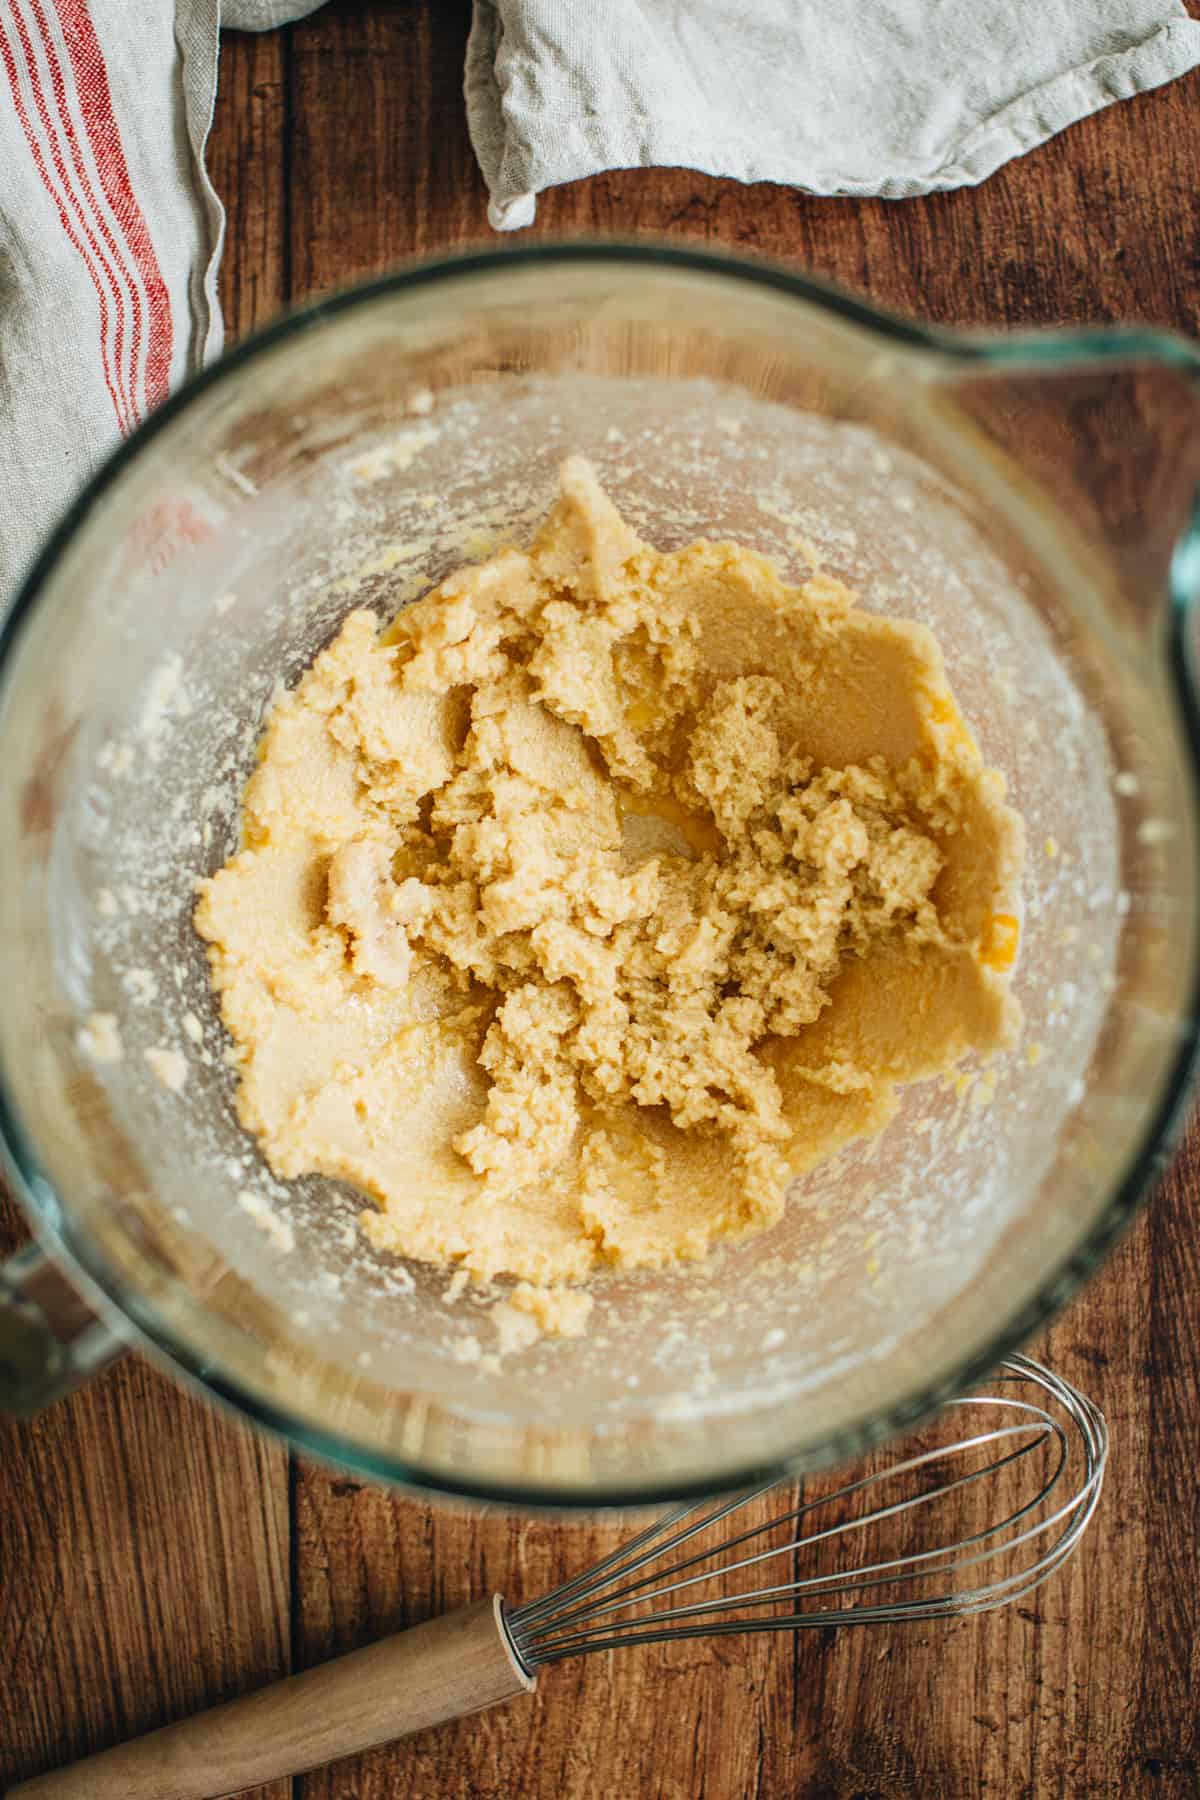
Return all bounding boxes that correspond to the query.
[931,323,1200,670]
[0,1240,127,1414]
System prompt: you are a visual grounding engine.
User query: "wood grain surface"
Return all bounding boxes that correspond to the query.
[3,3,1200,1796]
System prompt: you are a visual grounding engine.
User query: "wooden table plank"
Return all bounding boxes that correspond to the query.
[210,24,289,344]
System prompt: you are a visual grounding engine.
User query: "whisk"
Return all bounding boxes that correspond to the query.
[15,1353,1106,1800]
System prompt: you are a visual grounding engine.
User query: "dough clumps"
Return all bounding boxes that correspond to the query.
[196,460,1022,1336]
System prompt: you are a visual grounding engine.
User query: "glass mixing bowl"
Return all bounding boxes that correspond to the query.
[2,245,1199,1505]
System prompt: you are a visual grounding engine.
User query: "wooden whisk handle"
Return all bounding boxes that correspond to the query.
[10,1595,534,1800]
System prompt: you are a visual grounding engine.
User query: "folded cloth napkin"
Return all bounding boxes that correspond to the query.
[3,0,1199,606]
[466,0,1200,227]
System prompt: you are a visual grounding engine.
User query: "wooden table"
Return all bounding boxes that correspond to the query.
[4,5,1200,1795]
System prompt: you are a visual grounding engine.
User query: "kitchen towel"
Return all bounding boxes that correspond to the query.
[0,0,223,604]
[3,2,1200,606]
[466,0,1200,228]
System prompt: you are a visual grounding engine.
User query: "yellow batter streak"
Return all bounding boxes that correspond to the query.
[196,459,1022,1338]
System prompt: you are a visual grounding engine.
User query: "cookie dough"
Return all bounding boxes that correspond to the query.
[196,459,1022,1334]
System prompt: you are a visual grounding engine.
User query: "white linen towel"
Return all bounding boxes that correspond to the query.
[465,0,1200,227]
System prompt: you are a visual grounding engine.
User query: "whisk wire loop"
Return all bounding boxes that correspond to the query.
[508,1354,1107,1668]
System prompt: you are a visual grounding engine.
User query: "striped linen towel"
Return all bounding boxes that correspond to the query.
[0,1,222,601]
